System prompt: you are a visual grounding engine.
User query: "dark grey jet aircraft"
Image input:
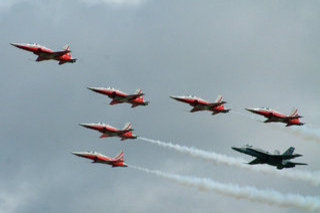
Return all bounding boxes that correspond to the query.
[232,145,307,169]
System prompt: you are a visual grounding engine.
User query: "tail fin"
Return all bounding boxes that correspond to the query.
[123,122,132,130]
[114,150,124,161]
[283,147,295,156]
[135,89,142,95]
[133,89,145,103]
[289,108,298,117]
[63,44,70,51]
[215,95,223,103]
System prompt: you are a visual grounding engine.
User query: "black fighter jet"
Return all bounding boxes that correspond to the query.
[232,145,307,169]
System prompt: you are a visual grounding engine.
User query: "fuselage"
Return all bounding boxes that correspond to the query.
[11,43,77,64]
[72,151,127,167]
[245,107,303,126]
[170,95,229,113]
[79,122,137,140]
[88,87,148,107]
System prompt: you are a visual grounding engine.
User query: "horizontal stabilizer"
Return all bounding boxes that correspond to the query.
[52,50,70,57]
[131,102,149,108]
[293,162,308,166]
[127,93,144,100]
[208,101,226,108]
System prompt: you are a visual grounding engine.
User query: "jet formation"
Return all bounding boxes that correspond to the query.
[10,42,308,170]
[11,43,77,65]
[232,145,307,169]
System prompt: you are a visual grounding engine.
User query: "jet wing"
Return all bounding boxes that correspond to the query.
[247,148,302,160]
[100,134,110,138]
[114,93,144,101]
[248,158,264,165]
[117,129,133,134]
[126,93,144,99]
[36,56,49,62]
[202,101,226,108]
[50,50,71,57]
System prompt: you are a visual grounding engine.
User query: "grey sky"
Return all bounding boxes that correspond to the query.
[1,0,320,212]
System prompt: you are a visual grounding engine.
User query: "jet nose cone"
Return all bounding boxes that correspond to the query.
[79,123,93,128]
[10,43,22,47]
[231,147,240,151]
[72,152,83,156]
[245,108,257,112]
[231,147,244,152]
[122,163,128,167]
[87,87,99,92]
[132,135,138,139]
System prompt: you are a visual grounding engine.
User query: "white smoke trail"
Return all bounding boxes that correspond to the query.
[283,126,320,144]
[130,165,320,212]
[139,137,320,186]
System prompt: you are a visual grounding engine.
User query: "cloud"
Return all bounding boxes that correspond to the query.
[0,0,146,15]
[0,0,25,11]
[80,0,146,6]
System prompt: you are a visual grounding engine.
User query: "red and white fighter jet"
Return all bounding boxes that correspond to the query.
[88,87,149,108]
[79,122,137,140]
[170,95,230,115]
[72,150,128,167]
[10,43,77,65]
[246,107,304,127]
